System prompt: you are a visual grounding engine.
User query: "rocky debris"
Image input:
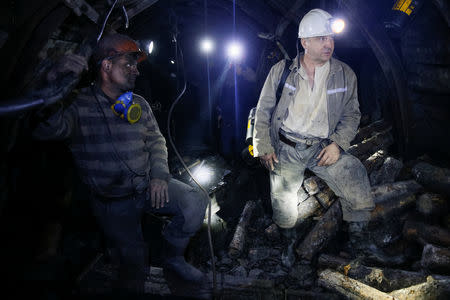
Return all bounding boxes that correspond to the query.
[76,120,450,298]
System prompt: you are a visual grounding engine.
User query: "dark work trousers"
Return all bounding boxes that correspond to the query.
[90,178,209,293]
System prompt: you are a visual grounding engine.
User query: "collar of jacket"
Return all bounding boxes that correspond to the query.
[289,54,341,76]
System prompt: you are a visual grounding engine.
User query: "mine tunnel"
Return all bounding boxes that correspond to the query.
[1,0,450,299]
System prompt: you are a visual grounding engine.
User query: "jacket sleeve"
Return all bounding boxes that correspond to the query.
[141,101,171,182]
[252,61,283,157]
[328,68,361,151]
[32,101,77,141]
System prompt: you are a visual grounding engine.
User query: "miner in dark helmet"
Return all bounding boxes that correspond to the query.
[32,33,208,293]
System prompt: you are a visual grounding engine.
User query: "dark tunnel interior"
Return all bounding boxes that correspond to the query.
[0,0,450,299]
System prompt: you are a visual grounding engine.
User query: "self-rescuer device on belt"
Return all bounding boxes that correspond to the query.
[111,91,142,124]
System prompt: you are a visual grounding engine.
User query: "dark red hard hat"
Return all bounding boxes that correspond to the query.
[94,33,147,64]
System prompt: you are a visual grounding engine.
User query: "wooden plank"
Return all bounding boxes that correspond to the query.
[318,269,396,300]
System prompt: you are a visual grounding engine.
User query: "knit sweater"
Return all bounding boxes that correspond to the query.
[33,85,170,198]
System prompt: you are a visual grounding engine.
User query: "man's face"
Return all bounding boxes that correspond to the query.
[302,35,334,64]
[107,53,140,92]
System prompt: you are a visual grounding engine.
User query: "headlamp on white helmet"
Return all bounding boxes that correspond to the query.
[298,8,345,38]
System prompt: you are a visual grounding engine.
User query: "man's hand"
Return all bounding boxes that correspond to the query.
[149,178,169,209]
[47,54,88,82]
[259,152,279,171]
[316,142,340,166]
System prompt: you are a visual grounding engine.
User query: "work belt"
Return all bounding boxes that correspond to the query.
[278,130,321,148]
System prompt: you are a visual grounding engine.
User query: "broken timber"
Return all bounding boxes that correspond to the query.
[388,276,450,300]
[412,162,450,196]
[403,220,450,247]
[348,128,394,161]
[353,120,392,145]
[228,200,257,258]
[421,244,450,274]
[371,180,422,203]
[318,269,395,299]
[318,254,447,292]
[363,150,388,174]
[296,200,341,261]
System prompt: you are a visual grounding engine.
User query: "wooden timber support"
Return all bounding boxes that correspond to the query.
[318,254,448,292]
[318,269,396,299]
[403,220,450,247]
[412,162,450,196]
[421,244,450,274]
[348,128,394,161]
[296,200,341,261]
[388,275,450,300]
[341,0,412,158]
[228,200,257,258]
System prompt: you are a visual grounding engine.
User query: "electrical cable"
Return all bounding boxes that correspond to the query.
[166,34,217,291]
[97,0,119,42]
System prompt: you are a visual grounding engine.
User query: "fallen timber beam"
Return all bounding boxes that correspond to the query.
[371,180,422,203]
[348,126,394,161]
[296,200,342,261]
[416,193,448,218]
[228,200,257,258]
[353,120,392,145]
[412,162,450,196]
[363,150,388,174]
[388,275,450,300]
[421,244,450,274]
[369,157,403,186]
[318,254,449,292]
[403,220,450,247]
[298,186,336,220]
[317,269,396,300]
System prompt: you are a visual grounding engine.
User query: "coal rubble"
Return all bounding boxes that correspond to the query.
[78,120,450,299]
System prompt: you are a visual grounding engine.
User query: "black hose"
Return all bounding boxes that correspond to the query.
[0,38,94,117]
[0,97,44,117]
[166,37,217,291]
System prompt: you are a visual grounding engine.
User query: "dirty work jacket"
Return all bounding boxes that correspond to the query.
[253,55,361,157]
[32,86,171,198]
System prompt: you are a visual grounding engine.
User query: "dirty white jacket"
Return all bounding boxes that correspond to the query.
[253,55,361,157]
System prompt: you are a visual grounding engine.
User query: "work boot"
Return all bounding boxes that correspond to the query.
[163,239,205,283]
[280,227,297,268]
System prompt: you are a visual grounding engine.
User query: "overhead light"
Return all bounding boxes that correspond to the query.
[170,59,175,64]
[148,41,154,54]
[330,18,345,34]
[200,37,215,54]
[226,41,244,61]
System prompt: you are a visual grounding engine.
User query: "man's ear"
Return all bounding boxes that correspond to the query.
[101,60,111,72]
[300,38,308,50]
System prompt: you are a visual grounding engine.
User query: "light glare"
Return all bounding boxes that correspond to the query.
[192,165,214,185]
[148,41,154,54]
[331,19,345,34]
[200,38,214,53]
[226,41,243,60]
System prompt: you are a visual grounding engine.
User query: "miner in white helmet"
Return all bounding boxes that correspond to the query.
[253,9,375,267]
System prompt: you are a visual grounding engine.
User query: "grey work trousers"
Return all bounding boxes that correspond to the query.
[270,140,374,228]
[90,178,209,292]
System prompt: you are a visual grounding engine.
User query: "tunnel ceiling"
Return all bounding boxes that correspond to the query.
[1,0,449,160]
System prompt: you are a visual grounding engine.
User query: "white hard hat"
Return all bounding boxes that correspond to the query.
[298,8,333,38]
